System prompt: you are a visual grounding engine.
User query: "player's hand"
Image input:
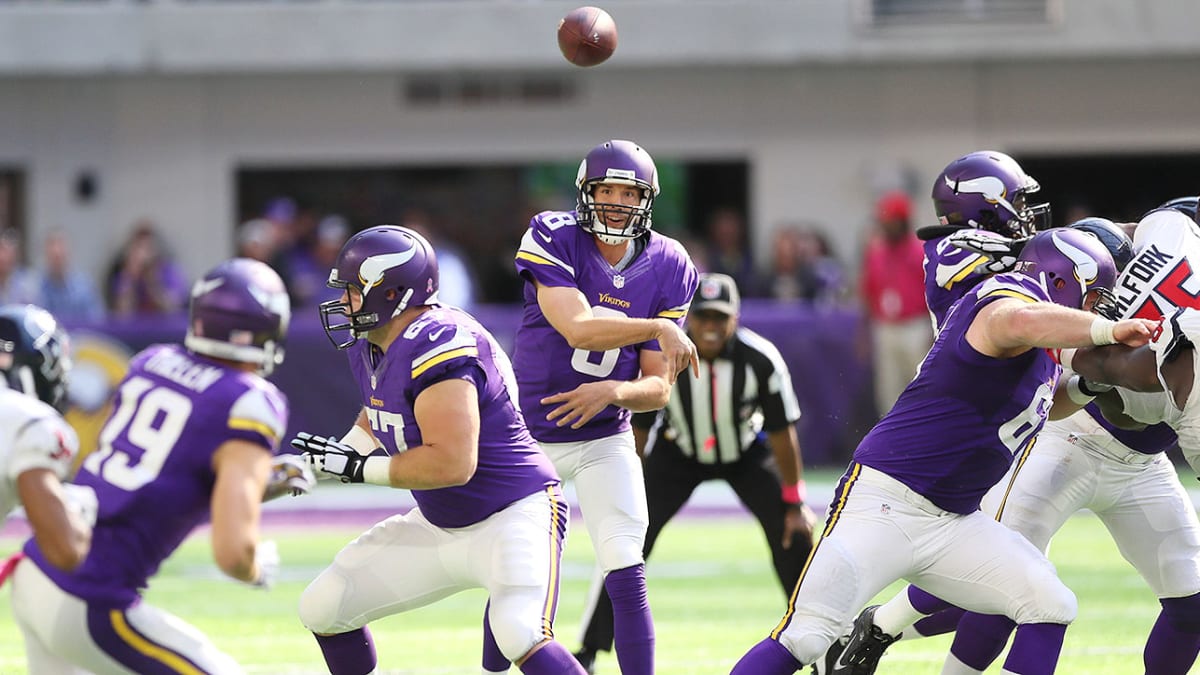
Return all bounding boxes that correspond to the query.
[289,432,366,484]
[945,229,1028,274]
[656,319,700,381]
[542,381,620,430]
[1114,318,1159,347]
[263,454,317,501]
[782,503,818,550]
[61,484,99,528]
[247,540,280,590]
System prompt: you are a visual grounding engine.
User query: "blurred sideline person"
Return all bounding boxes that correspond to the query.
[0,304,92,573]
[731,229,1155,675]
[831,208,1200,675]
[294,225,586,675]
[858,191,931,417]
[11,258,311,674]
[496,139,699,675]
[573,273,816,673]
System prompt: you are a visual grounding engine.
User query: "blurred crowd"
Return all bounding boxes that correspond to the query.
[1,191,930,420]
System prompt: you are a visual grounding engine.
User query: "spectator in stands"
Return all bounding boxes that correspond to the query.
[0,228,40,305]
[704,207,759,296]
[858,191,932,417]
[236,218,279,265]
[403,209,477,310]
[105,220,188,316]
[287,214,350,307]
[764,224,846,304]
[35,229,104,321]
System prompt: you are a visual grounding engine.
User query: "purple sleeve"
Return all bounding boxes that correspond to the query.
[514,211,579,289]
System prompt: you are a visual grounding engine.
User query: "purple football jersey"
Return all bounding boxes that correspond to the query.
[923,234,992,331]
[346,305,558,529]
[512,210,699,443]
[854,273,1060,514]
[25,343,289,607]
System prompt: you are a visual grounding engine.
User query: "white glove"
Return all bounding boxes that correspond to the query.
[60,484,98,527]
[945,228,1028,274]
[263,454,317,501]
[248,540,280,590]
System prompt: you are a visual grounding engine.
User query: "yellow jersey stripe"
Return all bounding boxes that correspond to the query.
[945,257,989,287]
[541,485,563,637]
[983,289,1039,303]
[657,309,688,319]
[411,346,479,379]
[229,418,278,442]
[770,463,862,640]
[110,609,205,675]
[515,251,560,268]
[992,436,1037,522]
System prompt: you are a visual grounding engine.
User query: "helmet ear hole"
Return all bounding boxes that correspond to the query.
[1052,277,1066,291]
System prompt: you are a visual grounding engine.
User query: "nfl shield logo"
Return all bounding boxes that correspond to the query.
[613,275,625,289]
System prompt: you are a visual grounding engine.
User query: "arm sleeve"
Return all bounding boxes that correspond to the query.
[7,417,79,480]
[514,212,579,289]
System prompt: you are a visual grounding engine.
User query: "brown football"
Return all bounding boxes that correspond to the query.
[557,6,617,67]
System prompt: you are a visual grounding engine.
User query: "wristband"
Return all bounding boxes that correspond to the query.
[362,456,392,486]
[1090,317,1118,346]
[782,480,807,505]
[1065,374,1095,406]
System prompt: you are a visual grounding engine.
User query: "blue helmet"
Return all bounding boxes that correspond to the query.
[320,225,439,350]
[575,140,660,245]
[1014,229,1118,315]
[0,304,71,412]
[1068,217,1133,272]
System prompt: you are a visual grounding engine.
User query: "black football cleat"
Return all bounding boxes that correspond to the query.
[573,647,597,675]
[830,605,899,674]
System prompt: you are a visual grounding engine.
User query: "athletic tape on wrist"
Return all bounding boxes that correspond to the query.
[1090,318,1117,346]
[362,456,392,486]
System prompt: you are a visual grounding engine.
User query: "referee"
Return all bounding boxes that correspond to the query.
[573,273,817,673]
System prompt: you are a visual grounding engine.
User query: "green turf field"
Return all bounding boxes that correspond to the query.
[0,504,1163,675]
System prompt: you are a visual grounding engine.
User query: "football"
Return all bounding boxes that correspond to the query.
[557,6,618,67]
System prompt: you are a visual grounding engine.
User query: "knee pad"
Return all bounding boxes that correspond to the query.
[298,571,351,634]
[1161,592,1200,633]
[487,595,544,661]
[596,531,645,572]
[1012,573,1077,625]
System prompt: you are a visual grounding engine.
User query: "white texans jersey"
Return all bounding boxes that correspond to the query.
[1101,208,1200,430]
[1112,208,1200,322]
[0,388,80,518]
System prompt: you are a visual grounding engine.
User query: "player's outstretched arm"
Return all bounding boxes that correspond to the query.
[17,469,91,571]
[210,439,276,587]
[967,297,1156,358]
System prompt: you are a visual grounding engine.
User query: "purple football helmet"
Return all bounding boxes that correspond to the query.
[932,150,1051,238]
[0,304,71,412]
[575,139,660,245]
[320,225,439,350]
[1014,229,1118,314]
[184,258,290,376]
[1068,217,1133,272]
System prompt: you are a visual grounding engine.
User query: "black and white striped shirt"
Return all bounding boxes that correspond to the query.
[635,327,801,464]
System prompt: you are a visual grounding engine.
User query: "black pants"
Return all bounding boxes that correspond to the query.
[578,438,813,652]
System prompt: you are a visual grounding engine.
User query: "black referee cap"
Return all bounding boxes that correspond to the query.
[691,273,740,316]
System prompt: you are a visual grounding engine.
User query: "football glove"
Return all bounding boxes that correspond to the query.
[290,432,366,484]
[945,229,1030,274]
[247,540,280,590]
[263,454,317,502]
[61,484,98,527]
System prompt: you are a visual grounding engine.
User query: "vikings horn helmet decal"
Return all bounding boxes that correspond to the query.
[320,225,440,350]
